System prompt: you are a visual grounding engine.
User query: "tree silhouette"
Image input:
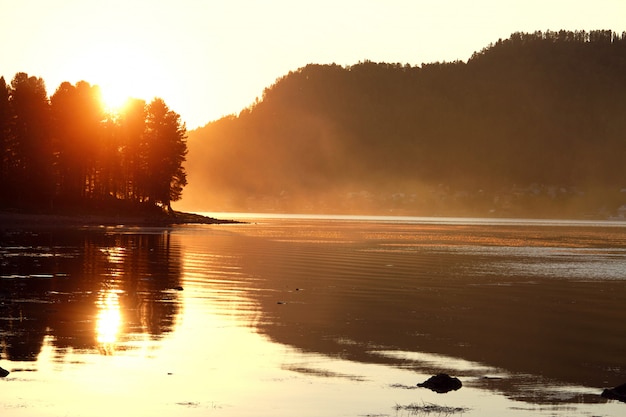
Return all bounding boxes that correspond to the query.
[144,98,188,211]
[0,77,11,194]
[117,98,147,203]
[50,81,105,203]
[9,73,53,207]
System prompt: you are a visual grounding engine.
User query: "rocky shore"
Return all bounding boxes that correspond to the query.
[0,210,242,230]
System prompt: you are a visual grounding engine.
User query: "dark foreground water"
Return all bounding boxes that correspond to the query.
[1,214,626,416]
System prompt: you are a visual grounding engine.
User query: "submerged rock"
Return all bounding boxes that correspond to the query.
[0,367,9,377]
[417,373,462,393]
[602,382,626,402]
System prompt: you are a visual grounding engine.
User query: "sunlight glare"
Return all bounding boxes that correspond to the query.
[65,40,163,115]
[100,83,131,114]
[96,290,122,352]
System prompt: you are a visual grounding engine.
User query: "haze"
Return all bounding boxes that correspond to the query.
[3,0,625,129]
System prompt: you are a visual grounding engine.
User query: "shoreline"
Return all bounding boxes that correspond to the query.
[0,210,243,230]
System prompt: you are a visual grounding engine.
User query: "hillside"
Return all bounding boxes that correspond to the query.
[181,30,626,218]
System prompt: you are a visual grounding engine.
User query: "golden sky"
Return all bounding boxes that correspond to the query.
[3,0,625,129]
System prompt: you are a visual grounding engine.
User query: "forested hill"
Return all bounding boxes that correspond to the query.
[184,30,626,218]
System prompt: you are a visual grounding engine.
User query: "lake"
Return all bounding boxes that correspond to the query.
[1,214,626,416]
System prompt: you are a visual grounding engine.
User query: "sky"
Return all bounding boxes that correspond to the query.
[3,0,626,129]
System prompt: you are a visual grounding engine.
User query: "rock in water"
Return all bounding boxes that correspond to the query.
[601,382,626,402]
[0,367,9,377]
[417,373,462,393]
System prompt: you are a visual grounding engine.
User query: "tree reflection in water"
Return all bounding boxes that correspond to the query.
[0,229,183,361]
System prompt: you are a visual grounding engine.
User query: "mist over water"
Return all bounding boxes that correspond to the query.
[1,216,626,416]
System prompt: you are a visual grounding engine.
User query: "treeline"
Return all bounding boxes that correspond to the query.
[0,73,187,213]
[185,30,626,216]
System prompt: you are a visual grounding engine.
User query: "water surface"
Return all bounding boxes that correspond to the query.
[1,215,625,416]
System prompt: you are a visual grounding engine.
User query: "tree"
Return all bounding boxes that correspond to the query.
[0,77,12,199]
[143,98,188,211]
[50,81,105,202]
[10,73,53,207]
[117,98,147,202]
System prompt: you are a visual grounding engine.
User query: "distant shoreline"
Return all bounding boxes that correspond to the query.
[0,209,243,230]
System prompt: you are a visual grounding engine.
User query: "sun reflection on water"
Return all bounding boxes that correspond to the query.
[96,290,122,354]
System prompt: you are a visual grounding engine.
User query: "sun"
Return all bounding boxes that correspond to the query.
[66,39,167,116]
[99,82,132,114]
